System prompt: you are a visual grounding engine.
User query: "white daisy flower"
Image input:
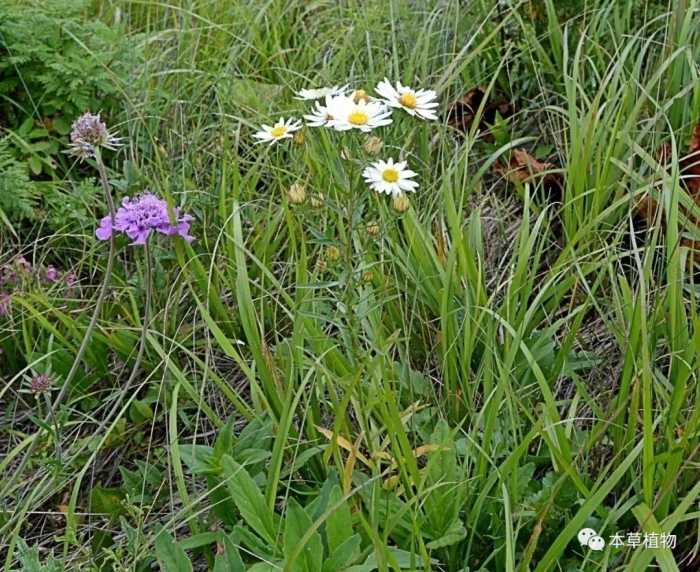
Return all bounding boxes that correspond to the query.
[253,117,302,144]
[294,84,348,101]
[362,158,419,197]
[375,78,438,120]
[326,95,392,132]
[304,95,335,127]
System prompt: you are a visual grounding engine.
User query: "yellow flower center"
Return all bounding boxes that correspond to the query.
[398,92,417,109]
[382,168,399,183]
[348,110,369,125]
[270,125,287,138]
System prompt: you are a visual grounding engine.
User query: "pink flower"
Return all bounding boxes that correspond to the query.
[45,266,59,283]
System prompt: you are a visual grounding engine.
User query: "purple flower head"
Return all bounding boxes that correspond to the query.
[30,373,52,394]
[67,112,121,160]
[96,193,195,245]
[65,272,77,287]
[45,265,59,283]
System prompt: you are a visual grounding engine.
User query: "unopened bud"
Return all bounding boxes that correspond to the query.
[363,136,383,155]
[287,182,306,204]
[392,193,410,213]
[326,245,341,261]
[366,223,380,237]
[352,89,370,104]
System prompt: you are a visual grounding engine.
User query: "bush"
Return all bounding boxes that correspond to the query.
[0,0,137,228]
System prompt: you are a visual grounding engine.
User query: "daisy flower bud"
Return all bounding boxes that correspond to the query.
[392,193,411,213]
[326,245,341,261]
[363,136,384,155]
[310,193,325,208]
[67,112,122,160]
[287,183,307,204]
[95,193,195,245]
[351,89,371,104]
[366,223,380,237]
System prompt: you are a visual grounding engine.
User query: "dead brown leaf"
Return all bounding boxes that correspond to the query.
[446,87,515,140]
[493,148,564,201]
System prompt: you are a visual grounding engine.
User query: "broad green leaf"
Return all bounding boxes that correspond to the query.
[213,532,245,572]
[155,532,193,572]
[322,534,362,572]
[325,485,353,554]
[284,498,323,572]
[221,455,277,545]
[425,520,467,550]
[90,486,126,521]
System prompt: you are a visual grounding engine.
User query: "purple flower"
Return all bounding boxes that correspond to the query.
[67,112,121,160]
[30,373,52,394]
[96,193,195,245]
[45,265,59,283]
[65,272,77,287]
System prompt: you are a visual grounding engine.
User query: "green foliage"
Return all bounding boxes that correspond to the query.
[0,0,136,230]
[0,0,131,124]
[2,0,700,571]
[0,136,38,222]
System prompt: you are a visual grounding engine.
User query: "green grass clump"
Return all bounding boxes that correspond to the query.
[1,1,699,571]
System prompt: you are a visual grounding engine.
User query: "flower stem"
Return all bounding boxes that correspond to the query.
[50,149,116,413]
